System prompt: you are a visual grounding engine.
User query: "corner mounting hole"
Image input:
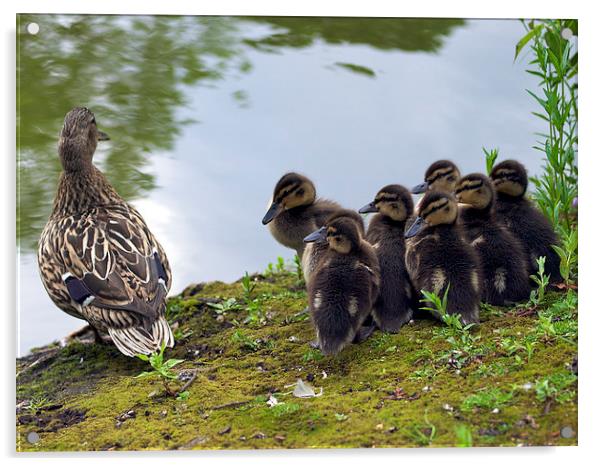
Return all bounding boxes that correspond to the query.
[561,28,573,40]
[27,23,40,35]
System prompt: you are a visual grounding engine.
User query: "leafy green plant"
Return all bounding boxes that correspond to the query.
[455,425,473,447]
[293,254,304,282]
[516,20,578,234]
[528,256,550,306]
[334,413,349,422]
[276,256,286,273]
[462,388,514,412]
[552,227,578,287]
[207,297,240,316]
[136,343,185,396]
[271,402,300,417]
[173,327,193,341]
[241,271,256,303]
[264,262,275,276]
[244,298,267,326]
[483,147,499,175]
[26,396,51,412]
[302,348,324,362]
[136,343,184,380]
[231,330,260,351]
[404,410,437,446]
[420,285,450,320]
[535,371,577,404]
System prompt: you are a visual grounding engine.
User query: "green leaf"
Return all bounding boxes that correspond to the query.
[164,358,185,369]
[515,25,542,61]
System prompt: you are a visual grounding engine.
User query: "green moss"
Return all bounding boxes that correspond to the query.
[17,269,578,451]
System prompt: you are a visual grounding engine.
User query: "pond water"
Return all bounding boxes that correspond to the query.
[17,15,546,355]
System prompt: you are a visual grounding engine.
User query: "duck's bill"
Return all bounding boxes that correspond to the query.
[411,182,429,194]
[262,202,282,225]
[97,131,110,141]
[405,216,425,238]
[304,226,327,243]
[358,202,378,214]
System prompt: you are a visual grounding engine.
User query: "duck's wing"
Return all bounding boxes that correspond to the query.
[57,204,170,325]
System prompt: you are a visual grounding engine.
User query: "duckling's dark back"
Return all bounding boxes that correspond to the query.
[308,231,379,355]
[407,223,481,324]
[495,194,561,283]
[460,206,531,305]
[367,214,414,331]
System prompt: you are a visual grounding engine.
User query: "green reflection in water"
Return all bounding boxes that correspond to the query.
[17,15,465,251]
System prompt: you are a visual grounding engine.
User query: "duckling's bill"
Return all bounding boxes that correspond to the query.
[411,182,428,194]
[405,216,425,238]
[304,226,327,243]
[97,131,110,141]
[358,202,378,214]
[262,201,283,225]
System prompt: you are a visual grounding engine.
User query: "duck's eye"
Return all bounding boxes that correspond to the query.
[296,188,304,197]
[445,206,450,211]
[447,175,456,182]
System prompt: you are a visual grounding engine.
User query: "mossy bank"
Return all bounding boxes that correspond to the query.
[16,263,578,451]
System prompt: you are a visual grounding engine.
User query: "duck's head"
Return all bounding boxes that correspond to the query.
[490,160,528,198]
[262,172,316,225]
[58,107,110,172]
[405,190,458,238]
[304,216,362,255]
[359,184,414,222]
[304,208,365,245]
[411,160,460,194]
[455,173,495,210]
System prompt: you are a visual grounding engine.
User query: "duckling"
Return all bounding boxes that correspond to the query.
[304,217,380,355]
[455,174,531,305]
[489,160,562,283]
[411,160,461,194]
[262,172,340,258]
[358,185,415,332]
[301,208,365,282]
[37,107,174,357]
[405,191,482,324]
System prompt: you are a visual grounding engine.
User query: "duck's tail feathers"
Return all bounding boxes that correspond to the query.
[108,317,174,357]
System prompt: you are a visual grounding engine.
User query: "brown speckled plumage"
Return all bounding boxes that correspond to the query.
[37,107,173,357]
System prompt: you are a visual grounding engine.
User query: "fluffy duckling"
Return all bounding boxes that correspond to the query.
[405,191,482,324]
[304,217,380,355]
[301,208,365,282]
[262,172,340,258]
[358,185,415,332]
[455,174,531,305]
[489,160,561,283]
[37,108,174,357]
[411,160,461,194]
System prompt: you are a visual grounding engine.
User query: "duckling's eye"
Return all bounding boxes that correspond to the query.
[445,206,450,211]
[296,188,305,197]
[447,176,456,182]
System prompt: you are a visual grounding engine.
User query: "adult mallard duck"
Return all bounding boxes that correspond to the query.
[37,107,174,357]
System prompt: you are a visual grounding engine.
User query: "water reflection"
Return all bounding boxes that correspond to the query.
[17,16,544,354]
[17,14,251,250]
